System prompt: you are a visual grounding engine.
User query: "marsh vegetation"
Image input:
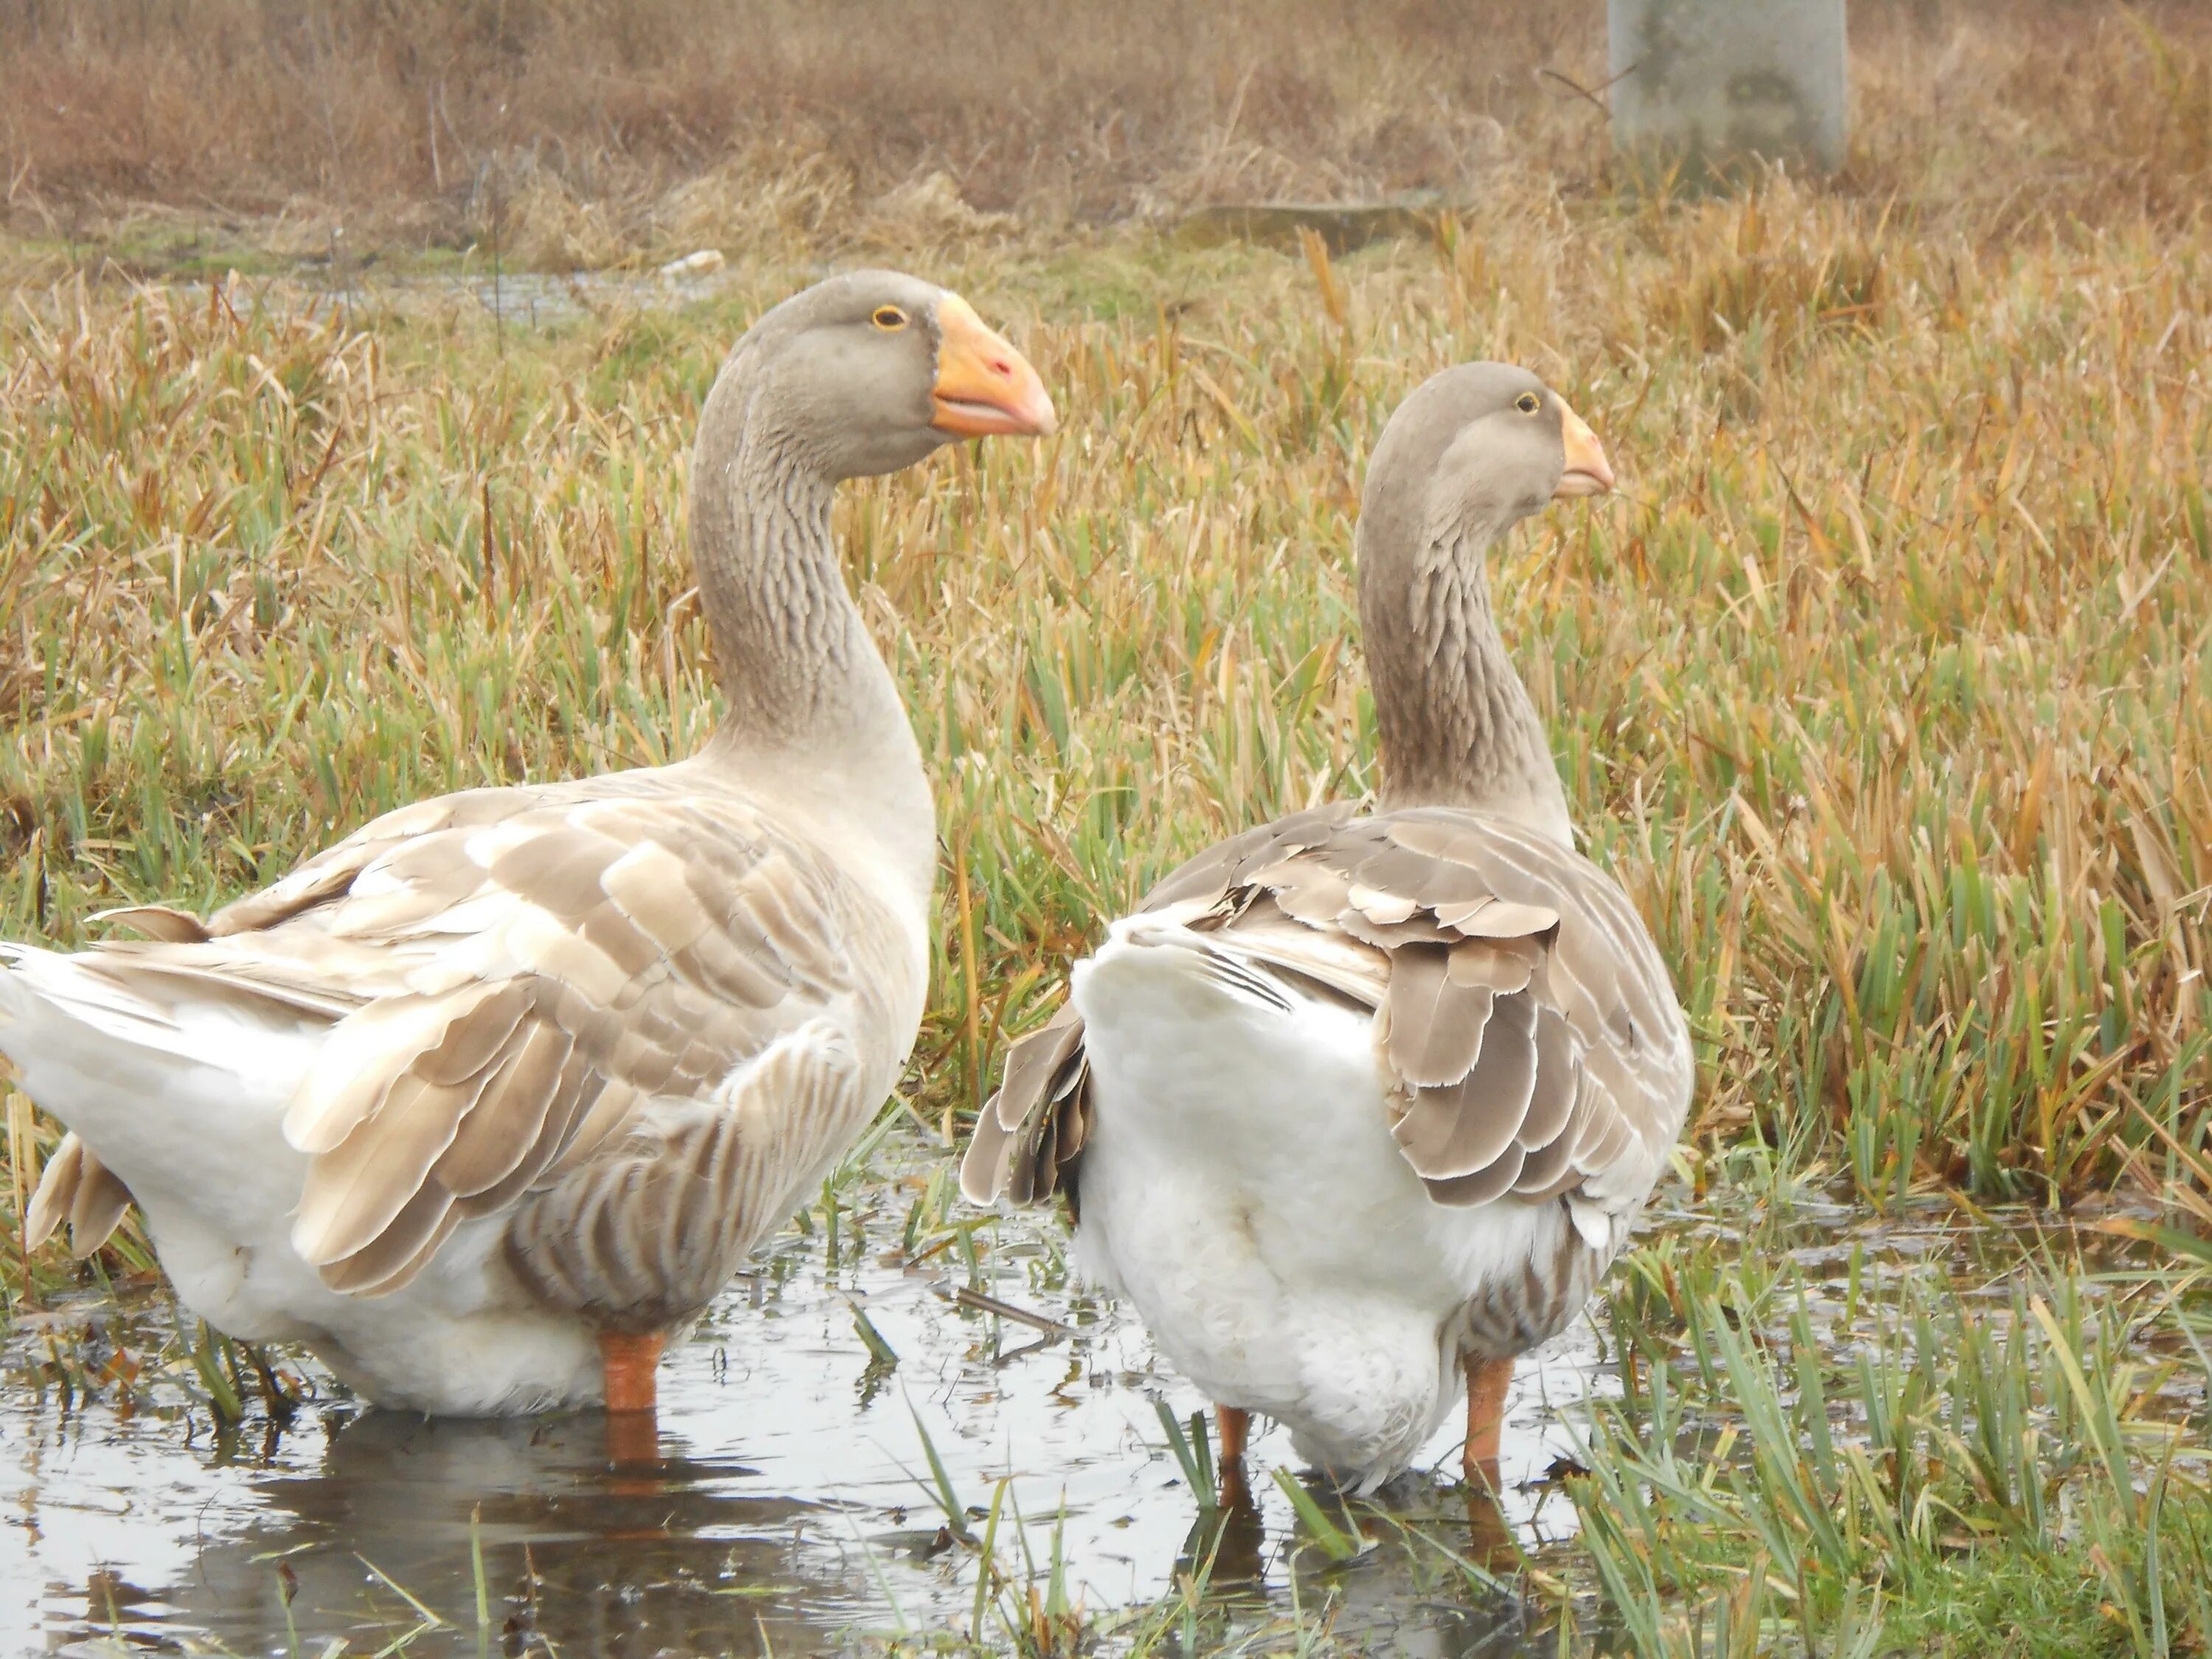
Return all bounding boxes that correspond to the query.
[2,1,2208,1652]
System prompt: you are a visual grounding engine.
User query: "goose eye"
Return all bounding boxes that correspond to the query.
[1514,392,1542,414]
[872,305,910,332]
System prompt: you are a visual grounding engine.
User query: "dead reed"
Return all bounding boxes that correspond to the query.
[1,13,2208,1649]
[4,1,2209,269]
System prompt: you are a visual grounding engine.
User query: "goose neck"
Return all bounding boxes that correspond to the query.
[1361,521,1573,844]
[686,385,935,914]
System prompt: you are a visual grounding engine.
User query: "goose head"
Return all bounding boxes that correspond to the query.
[1363,363,1614,552]
[1354,363,1615,831]
[726,269,1057,482]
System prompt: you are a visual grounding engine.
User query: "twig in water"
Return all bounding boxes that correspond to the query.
[945,1284,1072,1335]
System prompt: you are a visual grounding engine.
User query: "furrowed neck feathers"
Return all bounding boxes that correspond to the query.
[684,329,933,906]
[1360,508,1573,845]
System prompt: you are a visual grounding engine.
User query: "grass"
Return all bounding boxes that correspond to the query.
[15,189,2199,1206]
[4,1,2211,275]
[4,4,2211,1651]
[1576,1206,2212,1656]
[0,0,1605,266]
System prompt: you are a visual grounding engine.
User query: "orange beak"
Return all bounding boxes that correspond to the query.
[930,293,1057,439]
[1554,402,1615,498]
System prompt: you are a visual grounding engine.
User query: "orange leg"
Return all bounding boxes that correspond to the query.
[1214,1404,1250,1466]
[1463,1354,1514,1484]
[599,1329,666,1415]
[1213,1405,1251,1506]
[600,1330,666,1478]
[604,1407,661,1470]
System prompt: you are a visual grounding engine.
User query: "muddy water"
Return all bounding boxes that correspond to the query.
[10,1141,2194,1657]
[3,1127,1599,1657]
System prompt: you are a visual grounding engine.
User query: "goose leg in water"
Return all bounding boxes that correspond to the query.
[601,1330,666,1473]
[1463,1482,1516,1572]
[605,1406,661,1472]
[600,1329,667,1416]
[1201,1477,1267,1581]
[1214,1403,1250,1465]
[1214,1403,1251,1503]
[1463,1354,1513,1481]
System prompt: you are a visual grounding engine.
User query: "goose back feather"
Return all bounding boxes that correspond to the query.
[961,363,1690,1489]
[6,270,1055,1414]
[964,801,1688,1279]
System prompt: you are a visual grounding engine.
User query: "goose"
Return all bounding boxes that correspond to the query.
[3,270,1056,1419]
[963,364,1691,1495]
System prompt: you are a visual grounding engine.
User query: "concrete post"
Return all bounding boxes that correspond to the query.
[1607,0,1849,178]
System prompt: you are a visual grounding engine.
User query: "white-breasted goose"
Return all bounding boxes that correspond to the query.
[963,364,1690,1495]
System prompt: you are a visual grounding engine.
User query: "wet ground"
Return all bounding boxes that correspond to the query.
[5,1129,2200,1658]
[4,1126,1600,1658]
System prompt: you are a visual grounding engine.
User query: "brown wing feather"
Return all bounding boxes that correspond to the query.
[965,803,1691,1233]
[431,1025,573,1195]
[959,1002,1088,1207]
[1382,942,1493,1089]
[91,905,211,945]
[283,787,863,1298]
[56,771,894,1314]
[505,1021,866,1328]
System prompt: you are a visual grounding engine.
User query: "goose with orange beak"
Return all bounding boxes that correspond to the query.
[4,271,1054,1427]
[966,365,1691,1497]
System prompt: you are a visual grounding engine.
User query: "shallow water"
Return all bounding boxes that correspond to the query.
[4,1127,1599,1657]
[7,1133,2197,1658]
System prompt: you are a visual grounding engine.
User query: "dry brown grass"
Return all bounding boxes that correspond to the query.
[4,1,2209,267]
[3,18,2211,1650]
[2,0,1588,240]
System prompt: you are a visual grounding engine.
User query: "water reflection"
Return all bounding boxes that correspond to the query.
[27,1178,2169,1655]
[10,1136,1596,1655]
[168,1412,863,1655]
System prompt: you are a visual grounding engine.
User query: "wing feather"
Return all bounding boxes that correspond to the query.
[293,1070,496,1266]
[42,770,894,1315]
[1392,988,1536,1183]
[1422,1140,1527,1208]
[1518,1004,1580,1149]
[967,801,1691,1244]
[433,1020,575,1195]
[319,1183,465,1296]
[1383,942,1488,1089]
[505,1020,868,1326]
[24,1131,136,1256]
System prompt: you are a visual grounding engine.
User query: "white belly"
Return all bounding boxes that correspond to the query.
[1067,924,1567,1491]
[152,1202,602,1416]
